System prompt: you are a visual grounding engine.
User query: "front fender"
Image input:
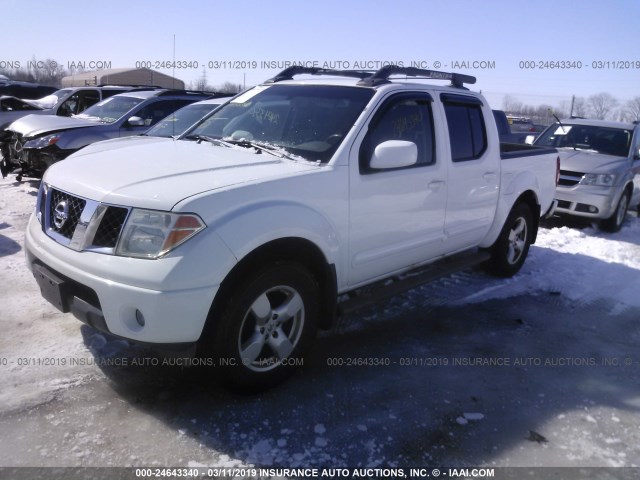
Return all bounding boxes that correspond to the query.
[211,200,340,269]
[58,130,114,151]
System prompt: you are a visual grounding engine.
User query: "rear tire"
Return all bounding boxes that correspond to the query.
[488,203,533,278]
[600,190,629,233]
[205,262,319,392]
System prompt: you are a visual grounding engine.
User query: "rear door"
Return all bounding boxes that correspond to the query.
[348,92,448,286]
[439,94,500,251]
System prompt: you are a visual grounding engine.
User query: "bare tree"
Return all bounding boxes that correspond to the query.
[571,96,588,118]
[217,81,243,94]
[588,92,618,120]
[622,97,640,122]
[502,94,523,114]
[556,100,572,119]
[534,104,554,125]
[23,56,67,86]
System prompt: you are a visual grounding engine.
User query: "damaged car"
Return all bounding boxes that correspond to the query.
[3,89,216,179]
[0,86,142,177]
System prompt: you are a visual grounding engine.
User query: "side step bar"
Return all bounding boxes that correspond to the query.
[337,249,491,316]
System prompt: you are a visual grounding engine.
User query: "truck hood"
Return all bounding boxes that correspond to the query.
[43,139,319,210]
[8,113,97,137]
[558,149,628,173]
[71,135,169,154]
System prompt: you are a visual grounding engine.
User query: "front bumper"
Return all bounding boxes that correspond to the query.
[20,145,74,176]
[554,184,618,220]
[25,213,230,344]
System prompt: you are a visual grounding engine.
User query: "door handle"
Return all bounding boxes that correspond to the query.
[428,180,445,191]
[483,172,497,181]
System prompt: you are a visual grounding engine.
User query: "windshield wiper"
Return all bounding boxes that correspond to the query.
[184,134,234,147]
[184,135,300,161]
[550,109,577,151]
[221,138,297,160]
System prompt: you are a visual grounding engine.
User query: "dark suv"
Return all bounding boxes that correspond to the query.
[5,89,216,178]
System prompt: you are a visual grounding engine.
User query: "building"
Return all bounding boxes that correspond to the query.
[61,68,185,89]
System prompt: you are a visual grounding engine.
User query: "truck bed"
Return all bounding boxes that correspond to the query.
[500,142,557,160]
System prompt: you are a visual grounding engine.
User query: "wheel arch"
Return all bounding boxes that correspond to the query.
[200,237,338,344]
[481,189,541,248]
[516,190,541,243]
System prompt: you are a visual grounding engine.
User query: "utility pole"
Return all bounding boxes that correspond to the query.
[569,95,575,118]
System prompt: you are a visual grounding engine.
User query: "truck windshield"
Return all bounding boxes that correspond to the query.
[535,124,632,157]
[73,96,144,124]
[183,84,374,163]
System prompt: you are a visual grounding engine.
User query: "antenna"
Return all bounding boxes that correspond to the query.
[173,34,176,137]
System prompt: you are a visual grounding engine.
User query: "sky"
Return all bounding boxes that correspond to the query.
[1,0,639,112]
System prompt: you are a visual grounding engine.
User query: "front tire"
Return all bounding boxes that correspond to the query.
[208,262,319,391]
[488,203,533,278]
[601,190,629,233]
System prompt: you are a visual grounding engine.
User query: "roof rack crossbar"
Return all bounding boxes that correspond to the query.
[357,65,476,88]
[264,65,476,89]
[265,66,375,83]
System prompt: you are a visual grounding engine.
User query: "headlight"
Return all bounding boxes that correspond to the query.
[580,173,615,187]
[24,133,62,149]
[116,209,206,259]
[35,182,48,224]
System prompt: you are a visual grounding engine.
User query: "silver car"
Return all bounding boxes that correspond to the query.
[534,118,640,231]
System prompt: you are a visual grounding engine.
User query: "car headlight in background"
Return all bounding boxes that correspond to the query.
[116,209,206,259]
[580,173,615,187]
[24,133,62,149]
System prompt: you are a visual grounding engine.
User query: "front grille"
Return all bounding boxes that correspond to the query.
[93,207,129,248]
[556,200,571,209]
[558,170,583,187]
[42,185,131,253]
[49,189,86,239]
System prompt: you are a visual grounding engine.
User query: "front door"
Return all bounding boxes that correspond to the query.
[348,92,448,287]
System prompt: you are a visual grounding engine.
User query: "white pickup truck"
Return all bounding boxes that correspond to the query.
[25,66,559,390]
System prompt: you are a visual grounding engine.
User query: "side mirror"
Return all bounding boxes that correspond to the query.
[370,140,418,169]
[634,146,640,160]
[524,135,535,145]
[127,116,146,127]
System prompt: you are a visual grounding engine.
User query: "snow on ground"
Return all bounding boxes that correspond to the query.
[451,219,640,313]
[1,175,640,471]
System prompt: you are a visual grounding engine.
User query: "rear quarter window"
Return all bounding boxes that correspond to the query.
[443,102,487,161]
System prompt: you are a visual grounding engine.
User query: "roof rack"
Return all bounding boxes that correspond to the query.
[357,65,476,88]
[264,65,476,89]
[265,66,374,83]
